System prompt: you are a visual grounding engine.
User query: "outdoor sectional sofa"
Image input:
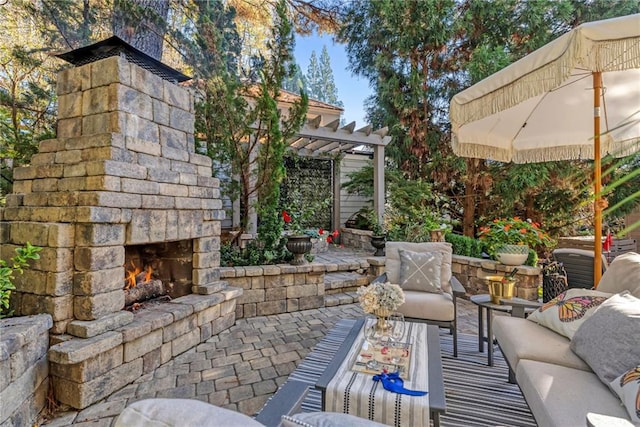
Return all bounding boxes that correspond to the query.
[493,252,640,427]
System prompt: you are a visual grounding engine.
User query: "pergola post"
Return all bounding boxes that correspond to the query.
[332,156,342,233]
[373,145,385,223]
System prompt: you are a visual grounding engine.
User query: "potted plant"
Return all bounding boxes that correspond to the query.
[477,217,554,266]
[365,210,386,256]
[282,208,339,264]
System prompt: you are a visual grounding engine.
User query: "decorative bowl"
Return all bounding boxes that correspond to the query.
[495,244,529,266]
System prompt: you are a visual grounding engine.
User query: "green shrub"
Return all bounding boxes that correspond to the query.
[1,242,41,318]
[445,233,484,258]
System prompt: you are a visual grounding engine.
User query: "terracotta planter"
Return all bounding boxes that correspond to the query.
[286,235,313,265]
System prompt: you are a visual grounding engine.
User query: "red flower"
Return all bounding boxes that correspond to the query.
[332,230,339,238]
[282,211,291,223]
[327,236,333,243]
[520,228,527,234]
[318,228,324,235]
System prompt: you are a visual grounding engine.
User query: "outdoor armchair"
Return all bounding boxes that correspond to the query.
[372,241,465,357]
[552,248,608,289]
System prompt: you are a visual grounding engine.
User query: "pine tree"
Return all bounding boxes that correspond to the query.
[318,45,343,107]
[306,51,321,100]
[282,62,307,93]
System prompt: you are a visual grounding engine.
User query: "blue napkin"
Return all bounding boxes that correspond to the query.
[372,371,428,396]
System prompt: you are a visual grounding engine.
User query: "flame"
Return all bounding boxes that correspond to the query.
[124,261,141,289]
[143,265,153,283]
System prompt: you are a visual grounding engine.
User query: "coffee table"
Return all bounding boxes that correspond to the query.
[315,318,446,427]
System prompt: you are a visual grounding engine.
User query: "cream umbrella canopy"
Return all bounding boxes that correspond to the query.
[450,13,640,286]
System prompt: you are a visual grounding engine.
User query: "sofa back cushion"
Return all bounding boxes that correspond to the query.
[570,292,640,384]
[385,242,452,294]
[597,252,640,297]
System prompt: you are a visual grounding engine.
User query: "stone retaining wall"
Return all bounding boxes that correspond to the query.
[0,314,52,427]
[340,228,375,251]
[220,258,371,318]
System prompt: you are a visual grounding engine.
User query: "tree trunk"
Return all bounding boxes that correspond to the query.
[462,158,484,238]
[112,0,169,60]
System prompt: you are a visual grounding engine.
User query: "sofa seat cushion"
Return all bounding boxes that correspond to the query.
[516,360,630,427]
[493,316,590,372]
[114,398,265,427]
[397,290,454,321]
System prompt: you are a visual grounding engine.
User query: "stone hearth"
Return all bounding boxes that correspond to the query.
[0,52,242,409]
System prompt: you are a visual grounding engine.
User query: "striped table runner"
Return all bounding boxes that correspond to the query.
[325,320,430,427]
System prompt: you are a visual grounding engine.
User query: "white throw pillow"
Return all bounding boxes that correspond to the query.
[397,249,443,293]
[610,365,640,424]
[526,288,611,339]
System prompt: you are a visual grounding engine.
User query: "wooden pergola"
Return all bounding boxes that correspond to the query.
[240,114,392,235]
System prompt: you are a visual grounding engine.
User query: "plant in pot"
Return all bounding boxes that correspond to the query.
[477,217,554,266]
[282,209,313,264]
[365,210,387,256]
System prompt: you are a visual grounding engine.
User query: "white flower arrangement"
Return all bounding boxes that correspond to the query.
[357,282,405,314]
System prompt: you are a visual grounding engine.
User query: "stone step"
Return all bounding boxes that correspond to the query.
[324,271,370,292]
[325,291,360,307]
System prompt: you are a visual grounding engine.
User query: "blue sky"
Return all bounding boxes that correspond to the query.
[294,32,372,126]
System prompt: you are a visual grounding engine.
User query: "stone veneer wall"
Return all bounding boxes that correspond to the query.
[367,255,542,300]
[0,314,52,427]
[340,228,375,251]
[0,55,242,409]
[221,258,371,318]
[452,255,541,300]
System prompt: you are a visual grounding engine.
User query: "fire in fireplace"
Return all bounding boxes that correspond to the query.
[123,240,194,306]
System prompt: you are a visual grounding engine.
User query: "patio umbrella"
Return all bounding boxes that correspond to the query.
[450,13,640,286]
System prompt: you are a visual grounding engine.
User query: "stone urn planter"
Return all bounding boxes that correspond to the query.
[495,244,529,266]
[286,235,313,265]
[370,235,386,256]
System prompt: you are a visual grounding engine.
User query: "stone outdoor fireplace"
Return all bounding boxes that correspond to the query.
[0,37,241,409]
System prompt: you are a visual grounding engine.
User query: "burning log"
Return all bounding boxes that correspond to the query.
[124,279,165,306]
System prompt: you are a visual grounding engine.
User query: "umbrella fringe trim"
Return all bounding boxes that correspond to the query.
[450,26,640,130]
[451,136,640,163]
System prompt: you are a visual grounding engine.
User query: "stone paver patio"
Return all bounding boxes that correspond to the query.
[43,298,481,426]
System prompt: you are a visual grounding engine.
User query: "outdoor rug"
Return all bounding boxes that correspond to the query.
[276,318,536,427]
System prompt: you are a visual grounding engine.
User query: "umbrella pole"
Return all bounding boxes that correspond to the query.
[593,71,603,287]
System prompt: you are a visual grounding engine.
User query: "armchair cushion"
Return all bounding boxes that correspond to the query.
[398,249,443,293]
[385,242,453,294]
[397,290,454,322]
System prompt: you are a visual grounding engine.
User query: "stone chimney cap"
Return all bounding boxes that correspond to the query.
[56,35,190,83]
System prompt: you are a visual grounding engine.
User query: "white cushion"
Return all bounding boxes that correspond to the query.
[526,288,611,339]
[516,360,630,427]
[282,412,388,427]
[398,249,443,293]
[493,316,590,372]
[114,398,264,427]
[397,290,454,321]
[597,252,640,297]
[385,242,453,294]
[610,365,640,424]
